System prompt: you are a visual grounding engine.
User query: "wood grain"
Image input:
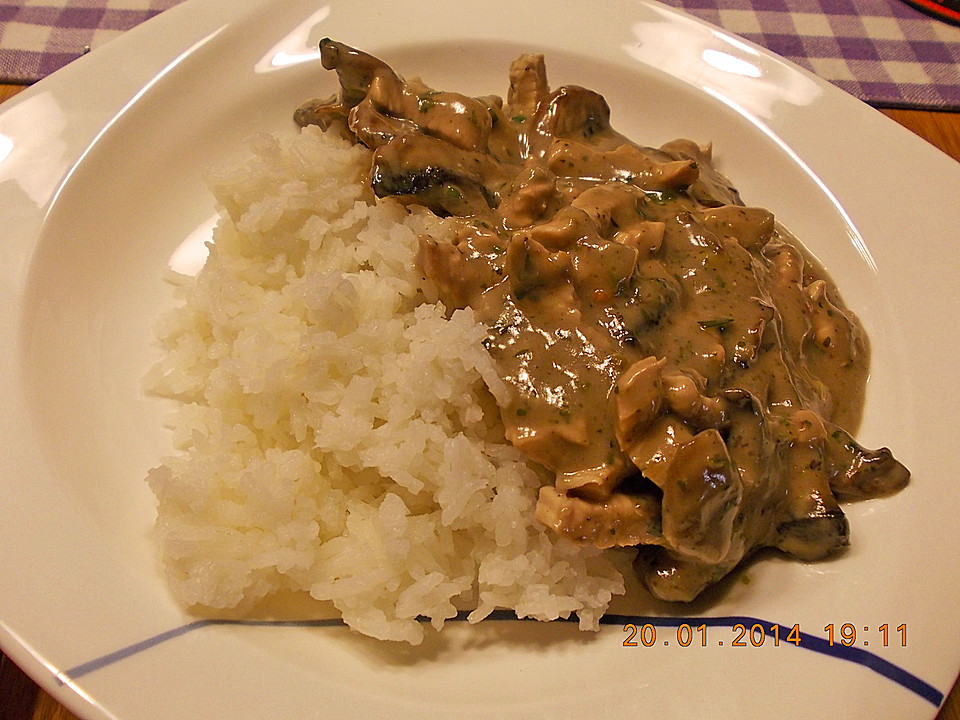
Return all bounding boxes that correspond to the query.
[881,108,960,163]
[1,80,958,720]
[0,83,26,103]
[940,673,960,720]
[0,651,40,720]
[31,688,81,720]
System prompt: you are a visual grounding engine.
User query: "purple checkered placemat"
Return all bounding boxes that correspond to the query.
[659,0,960,108]
[0,0,183,82]
[1,0,959,108]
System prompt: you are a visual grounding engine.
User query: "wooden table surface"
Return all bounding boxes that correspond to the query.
[1,79,959,720]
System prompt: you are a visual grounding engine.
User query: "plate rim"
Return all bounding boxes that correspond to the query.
[2,1,959,718]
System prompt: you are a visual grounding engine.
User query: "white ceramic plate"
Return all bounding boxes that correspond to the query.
[2,0,959,718]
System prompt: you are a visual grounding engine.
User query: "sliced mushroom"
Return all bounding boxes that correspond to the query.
[536,485,663,549]
[635,546,738,602]
[823,423,910,499]
[532,85,611,143]
[773,410,849,560]
[803,279,859,365]
[660,429,742,564]
[318,38,403,109]
[702,205,775,251]
[660,138,742,207]
[615,356,666,445]
[347,101,421,149]
[370,133,507,214]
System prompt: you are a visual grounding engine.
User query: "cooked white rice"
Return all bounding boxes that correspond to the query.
[144,125,626,644]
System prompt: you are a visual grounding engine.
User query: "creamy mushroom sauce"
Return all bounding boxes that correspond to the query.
[296,40,909,602]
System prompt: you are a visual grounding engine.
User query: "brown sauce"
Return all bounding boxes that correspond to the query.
[296,40,909,601]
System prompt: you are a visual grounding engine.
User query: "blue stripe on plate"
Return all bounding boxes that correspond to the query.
[56,612,944,707]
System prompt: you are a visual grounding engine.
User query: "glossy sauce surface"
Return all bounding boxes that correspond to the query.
[297,41,909,601]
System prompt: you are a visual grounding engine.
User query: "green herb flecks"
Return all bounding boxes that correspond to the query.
[699,317,734,330]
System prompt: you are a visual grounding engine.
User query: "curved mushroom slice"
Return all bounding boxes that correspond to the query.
[635,546,739,602]
[536,485,663,549]
[823,423,910,499]
[773,410,849,560]
[546,140,700,194]
[765,237,805,290]
[802,279,860,365]
[294,40,403,131]
[776,510,849,562]
[662,369,729,430]
[615,356,666,443]
[532,85,612,146]
[522,206,598,252]
[659,138,742,207]
[620,416,695,489]
[347,101,422,149]
[570,182,647,238]
[319,38,404,109]
[701,205,775,251]
[755,239,841,419]
[633,396,764,601]
[370,133,509,215]
[308,40,500,157]
[555,459,636,503]
[660,429,743,564]
[404,90,494,153]
[294,94,349,133]
[353,80,498,153]
[645,156,701,193]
